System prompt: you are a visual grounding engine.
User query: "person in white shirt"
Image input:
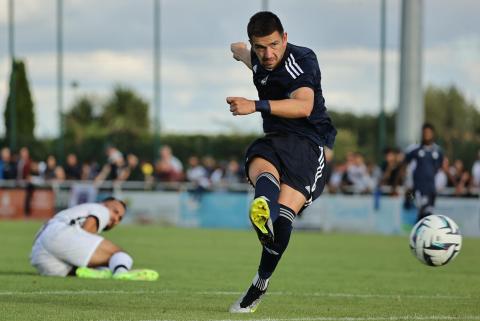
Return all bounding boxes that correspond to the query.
[30,197,157,281]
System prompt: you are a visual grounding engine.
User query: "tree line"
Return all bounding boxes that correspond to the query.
[3,59,480,167]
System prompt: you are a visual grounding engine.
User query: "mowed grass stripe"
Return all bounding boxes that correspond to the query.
[0,290,472,300]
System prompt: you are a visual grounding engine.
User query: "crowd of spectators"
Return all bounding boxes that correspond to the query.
[326,148,480,197]
[0,145,245,190]
[0,144,479,197]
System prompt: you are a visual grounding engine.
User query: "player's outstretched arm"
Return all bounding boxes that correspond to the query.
[226,87,314,118]
[231,42,252,70]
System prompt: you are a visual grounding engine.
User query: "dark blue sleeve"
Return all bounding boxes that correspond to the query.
[287,54,319,95]
[404,148,416,164]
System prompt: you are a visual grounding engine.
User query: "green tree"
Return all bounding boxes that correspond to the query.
[100,85,150,151]
[4,60,35,148]
[424,85,480,167]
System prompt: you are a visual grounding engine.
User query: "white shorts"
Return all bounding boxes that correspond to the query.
[30,221,104,276]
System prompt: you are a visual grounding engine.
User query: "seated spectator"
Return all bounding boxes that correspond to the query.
[449,159,471,196]
[328,162,347,194]
[202,156,222,186]
[0,147,17,179]
[154,145,183,182]
[186,156,210,189]
[222,159,244,185]
[122,154,144,181]
[95,146,126,183]
[346,152,372,193]
[435,157,451,194]
[64,153,82,180]
[42,155,65,182]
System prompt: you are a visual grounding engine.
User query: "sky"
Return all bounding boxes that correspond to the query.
[0,0,479,138]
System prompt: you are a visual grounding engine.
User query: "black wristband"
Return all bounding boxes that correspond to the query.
[255,100,271,114]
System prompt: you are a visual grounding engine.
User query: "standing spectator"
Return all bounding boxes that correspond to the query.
[472,151,480,188]
[155,145,183,182]
[379,148,402,195]
[0,147,17,179]
[64,153,82,180]
[16,147,34,216]
[17,147,32,181]
[403,123,443,222]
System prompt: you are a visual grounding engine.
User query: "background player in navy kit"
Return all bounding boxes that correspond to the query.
[227,12,336,313]
[404,123,444,223]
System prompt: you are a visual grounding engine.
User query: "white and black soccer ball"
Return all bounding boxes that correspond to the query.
[409,214,462,266]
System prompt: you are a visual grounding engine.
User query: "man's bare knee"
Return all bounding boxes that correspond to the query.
[88,239,123,267]
[248,157,279,183]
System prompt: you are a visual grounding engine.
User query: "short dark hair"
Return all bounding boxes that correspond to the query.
[247,11,284,39]
[102,196,127,211]
[422,122,435,132]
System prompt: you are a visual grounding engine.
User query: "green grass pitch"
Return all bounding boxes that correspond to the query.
[0,220,479,321]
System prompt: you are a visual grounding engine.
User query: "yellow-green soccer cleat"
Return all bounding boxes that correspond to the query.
[112,269,159,281]
[249,197,274,246]
[76,267,112,279]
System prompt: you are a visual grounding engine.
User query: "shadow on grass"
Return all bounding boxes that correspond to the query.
[0,270,38,276]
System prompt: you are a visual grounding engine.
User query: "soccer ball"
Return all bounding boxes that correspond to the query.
[409,214,462,266]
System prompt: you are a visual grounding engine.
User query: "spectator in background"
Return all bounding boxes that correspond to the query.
[0,147,17,179]
[186,155,210,189]
[17,147,32,181]
[449,159,471,196]
[435,157,451,194]
[95,146,126,183]
[222,159,244,185]
[346,152,372,194]
[154,145,183,182]
[16,147,34,216]
[42,155,65,182]
[202,156,222,185]
[328,162,347,194]
[472,151,480,188]
[122,154,144,181]
[64,153,82,180]
[379,148,402,195]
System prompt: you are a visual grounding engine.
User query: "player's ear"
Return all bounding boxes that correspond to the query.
[282,32,288,45]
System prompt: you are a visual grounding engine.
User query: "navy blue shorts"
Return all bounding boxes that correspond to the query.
[245,134,327,210]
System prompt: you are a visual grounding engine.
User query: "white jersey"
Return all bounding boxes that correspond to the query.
[31,203,111,276]
[50,203,111,233]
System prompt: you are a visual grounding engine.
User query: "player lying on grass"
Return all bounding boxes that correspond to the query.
[30,197,158,281]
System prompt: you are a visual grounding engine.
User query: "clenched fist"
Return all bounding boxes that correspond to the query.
[226,97,256,116]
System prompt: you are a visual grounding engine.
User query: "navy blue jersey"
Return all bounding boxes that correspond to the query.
[404,143,444,194]
[251,43,336,148]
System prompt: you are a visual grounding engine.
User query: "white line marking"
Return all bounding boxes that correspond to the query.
[0,290,473,300]
[100,316,480,321]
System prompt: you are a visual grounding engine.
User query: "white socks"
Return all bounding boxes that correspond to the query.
[108,252,133,274]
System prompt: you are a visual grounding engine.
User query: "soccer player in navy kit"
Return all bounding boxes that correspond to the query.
[404,123,444,223]
[227,12,336,312]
